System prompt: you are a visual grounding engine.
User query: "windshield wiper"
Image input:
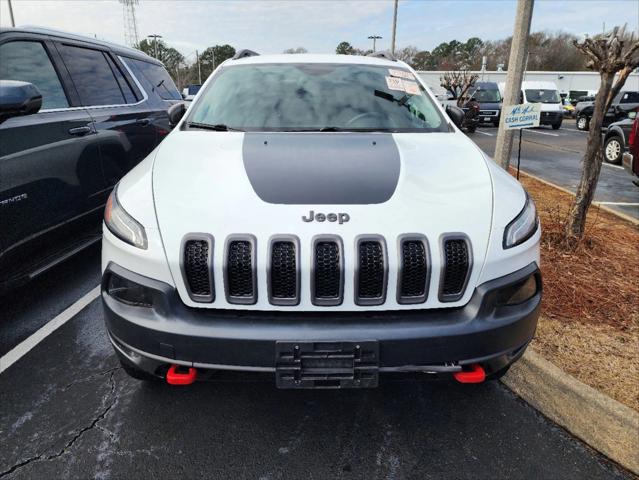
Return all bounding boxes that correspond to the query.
[186,122,244,132]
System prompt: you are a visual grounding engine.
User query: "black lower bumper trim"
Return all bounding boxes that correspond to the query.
[102,262,541,374]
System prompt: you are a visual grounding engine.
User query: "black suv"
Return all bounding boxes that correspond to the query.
[602,110,637,164]
[0,27,182,290]
[576,90,639,131]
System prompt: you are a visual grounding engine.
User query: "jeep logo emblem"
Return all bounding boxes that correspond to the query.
[302,210,350,224]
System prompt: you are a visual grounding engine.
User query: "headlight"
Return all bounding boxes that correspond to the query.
[503,194,538,249]
[104,186,148,249]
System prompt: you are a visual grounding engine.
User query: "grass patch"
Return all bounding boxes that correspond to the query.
[517,172,639,411]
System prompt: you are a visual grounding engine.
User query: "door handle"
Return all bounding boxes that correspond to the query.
[68,126,92,136]
[136,118,151,126]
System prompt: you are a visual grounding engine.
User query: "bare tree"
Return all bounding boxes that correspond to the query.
[565,25,639,241]
[439,69,479,106]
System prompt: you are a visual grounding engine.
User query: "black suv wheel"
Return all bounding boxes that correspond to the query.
[603,135,623,164]
[577,115,589,131]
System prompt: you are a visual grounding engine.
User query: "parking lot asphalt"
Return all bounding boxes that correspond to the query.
[1,121,637,479]
[468,121,639,220]
[0,260,633,479]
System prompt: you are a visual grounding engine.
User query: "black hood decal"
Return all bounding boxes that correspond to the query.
[242,132,400,204]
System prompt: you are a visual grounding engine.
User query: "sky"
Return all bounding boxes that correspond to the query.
[1,0,638,59]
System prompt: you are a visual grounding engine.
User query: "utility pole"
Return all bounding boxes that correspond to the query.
[7,0,15,27]
[147,34,162,59]
[368,35,382,52]
[390,0,398,55]
[196,49,202,84]
[493,0,534,170]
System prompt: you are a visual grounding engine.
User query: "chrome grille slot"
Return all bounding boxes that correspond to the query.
[181,235,214,303]
[397,235,429,304]
[225,235,257,304]
[311,236,343,306]
[440,236,472,302]
[355,236,387,306]
[269,236,300,306]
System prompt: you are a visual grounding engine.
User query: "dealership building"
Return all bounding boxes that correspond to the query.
[417,70,639,100]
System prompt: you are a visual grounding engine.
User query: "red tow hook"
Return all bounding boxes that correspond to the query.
[166,364,197,385]
[453,364,486,384]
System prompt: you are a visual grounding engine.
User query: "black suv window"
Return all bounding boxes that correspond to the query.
[621,92,639,103]
[59,44,133,106]
[125,58,181,100]
[0,40,69,109]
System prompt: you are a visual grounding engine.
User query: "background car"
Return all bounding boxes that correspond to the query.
[181,83,201,101]
[603,109,638,164]
[577,90,639,131]
[621,114,639,186]
[467,81,502,126]
[0,26,181,290]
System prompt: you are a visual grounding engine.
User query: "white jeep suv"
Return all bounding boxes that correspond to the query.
[101,51,541,388]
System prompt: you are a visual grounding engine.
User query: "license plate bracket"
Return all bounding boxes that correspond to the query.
[275,341,379,389]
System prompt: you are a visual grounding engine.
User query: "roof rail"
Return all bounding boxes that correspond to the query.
[367,51,397,62]
[232,49,260,60]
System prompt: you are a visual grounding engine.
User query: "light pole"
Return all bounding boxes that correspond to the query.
[390,0,398,55]
[368,35,382,52]
[7,0,15,27]
[147,34,162,59]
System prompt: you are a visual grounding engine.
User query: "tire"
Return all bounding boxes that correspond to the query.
[120,360,158,382]
[551,119,562,130]
[577,115,589,131]
[465,126,476,133]
[603,136,623,164]
[492,120,499,128]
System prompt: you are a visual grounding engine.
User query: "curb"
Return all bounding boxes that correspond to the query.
[502,348,639,474]
[518,170,639,226]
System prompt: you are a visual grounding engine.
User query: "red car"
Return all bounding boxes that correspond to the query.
[622,114,639,186]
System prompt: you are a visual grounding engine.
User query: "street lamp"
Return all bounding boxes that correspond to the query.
[147,34,162,58]
[368,35,382,52]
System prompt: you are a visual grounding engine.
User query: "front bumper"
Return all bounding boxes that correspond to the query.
[102,261,542,381]
[540,111,562,125]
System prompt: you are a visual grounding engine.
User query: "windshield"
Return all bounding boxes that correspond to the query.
[187,63,447,132]
[525,89,561,104]
[471,88,501,103]
[188,84,201,95]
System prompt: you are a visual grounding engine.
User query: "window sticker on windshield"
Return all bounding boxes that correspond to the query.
[403,81,421,96]
[389,69,414,80]
[386,76,405,91]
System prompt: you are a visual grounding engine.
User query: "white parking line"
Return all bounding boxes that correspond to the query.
[0,285,100,375]
[594,201,639,206]
[475,130,493,136]
[526,130,560,137]
[602,163,624,170]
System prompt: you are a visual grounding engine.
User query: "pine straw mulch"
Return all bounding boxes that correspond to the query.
[516,172,639,411]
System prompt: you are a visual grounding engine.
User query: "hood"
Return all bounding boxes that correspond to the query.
[477,101,501,110]
[152,130,494,310]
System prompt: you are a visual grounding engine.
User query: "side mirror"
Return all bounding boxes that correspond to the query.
[168,102,186,128]
[445,105,465,129]
[0,81,42,122]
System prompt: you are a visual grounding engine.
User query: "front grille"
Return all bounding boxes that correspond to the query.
[440,237,471,302]
[355,238,386,305]
[312,237,343,306]
[398,236,429,304]
[182,236,214,302]
[479,110,497,116]
[181,233,473,307]
[269,238,299,305]
[225,237,257,304]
